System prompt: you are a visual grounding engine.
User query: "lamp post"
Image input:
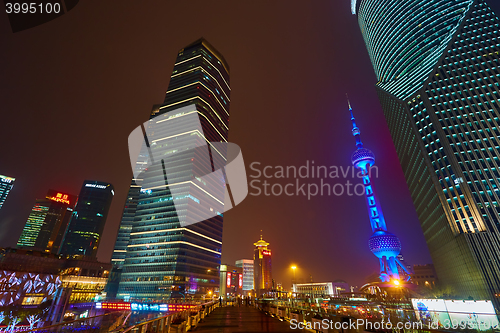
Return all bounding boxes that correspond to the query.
[291,266,297,294]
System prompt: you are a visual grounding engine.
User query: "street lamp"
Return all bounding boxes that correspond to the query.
[291,265,297,294]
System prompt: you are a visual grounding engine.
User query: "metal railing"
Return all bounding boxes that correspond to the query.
[26,311,129,333]
[120,301,219,333]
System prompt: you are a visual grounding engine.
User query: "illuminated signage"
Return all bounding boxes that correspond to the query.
[411,299,499,331]
[0,178,13,183]
[262,250,271,256]
[131,303,168,312]
[239,274,243,288]
[168,304,195,312]
[227,272,231,287]
[85,183,107,189]
[96,302,131,310]
[46,190,74,206]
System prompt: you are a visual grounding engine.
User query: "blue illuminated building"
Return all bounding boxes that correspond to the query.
[353,0,500,304]
[348,100,410,282]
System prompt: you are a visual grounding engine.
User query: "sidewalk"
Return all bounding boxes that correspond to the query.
[193,305,305,332]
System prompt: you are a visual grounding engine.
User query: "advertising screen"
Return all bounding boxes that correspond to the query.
[445,300,499,330]
[412,299,499,331]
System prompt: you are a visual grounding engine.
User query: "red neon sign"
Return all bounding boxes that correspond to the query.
[169,304,195,312]
[239,274,243,288]
[227,272,231,287]
[46,190,74,206]
[262,250,271,256]
[101,302,131,310]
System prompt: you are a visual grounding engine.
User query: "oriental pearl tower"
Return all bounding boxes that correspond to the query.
[348,98,410,283]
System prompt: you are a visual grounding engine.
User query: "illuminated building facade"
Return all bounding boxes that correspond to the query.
[60,181,114,258]
[354,0,500,302]
[0,248,110,306]
[348,102,410,282]
[112,38,229,301]
[219,264,243,298]
[0,175,15,210]
[17,199,51,249]
[17,190,77,253]
[235,259,254,292]
[253,236,272,296]
[293,282,334,298]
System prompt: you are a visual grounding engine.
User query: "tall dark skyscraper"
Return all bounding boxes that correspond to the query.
[60,180,114,258]
[17,190,77,253]
[354,0,500,303]
[110,38,229,301]
[0,175,15,211]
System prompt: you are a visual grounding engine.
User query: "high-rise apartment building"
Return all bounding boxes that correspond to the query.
[254,236,272,296]
[0,175,15,210]
[353,0,500,302]
[235,259,254,292]
[59,181,114,258]
[111,38,230,301]
[17,190,77,253]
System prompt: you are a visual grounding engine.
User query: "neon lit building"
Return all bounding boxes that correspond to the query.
[111,38,229,301]
[235,259,254,292]
[348,101,410,282]
[59,181,114,258]
[17,190,77,253]
[0,175,15,210]
[0,248,110,306]
[253,236,272,296]
[353,0,500,302]
[219,264,243,298]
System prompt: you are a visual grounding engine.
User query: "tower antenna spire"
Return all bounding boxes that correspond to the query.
[347,94,363,149]
[347,96,410,283]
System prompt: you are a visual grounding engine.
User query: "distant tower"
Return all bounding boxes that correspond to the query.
[59,180,114,258]
[348,99,410,282]
[253,234,272,295]
[0,175,15,211]
[17,189,77,253]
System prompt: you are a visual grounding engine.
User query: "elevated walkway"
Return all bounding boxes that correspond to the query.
[194,305,305,332]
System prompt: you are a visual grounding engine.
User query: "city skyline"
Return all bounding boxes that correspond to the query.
[3,0,500,288]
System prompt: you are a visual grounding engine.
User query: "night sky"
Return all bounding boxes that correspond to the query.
[2,0,500,289]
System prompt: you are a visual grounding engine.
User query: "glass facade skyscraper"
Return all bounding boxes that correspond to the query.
[59,180,114,258]
[17,190,77,253]
[17,199,51,249]
[110,39,229,301]
[355,0,500,303]
[0,175,15,210]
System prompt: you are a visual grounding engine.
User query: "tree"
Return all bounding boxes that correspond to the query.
[27,314,41,329]
[7,314,21,333]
